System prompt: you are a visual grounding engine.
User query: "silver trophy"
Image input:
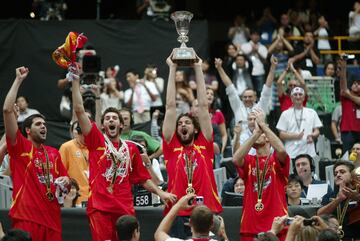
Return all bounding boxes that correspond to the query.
[171,11,196,66]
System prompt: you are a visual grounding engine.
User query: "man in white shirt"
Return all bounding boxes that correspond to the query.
[276,87,323,159]
[124,69,158,124]
[241,28,268,97]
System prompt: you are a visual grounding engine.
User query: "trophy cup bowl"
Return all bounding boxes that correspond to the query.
[171,11,196,66]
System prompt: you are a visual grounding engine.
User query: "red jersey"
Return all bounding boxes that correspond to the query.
[6,130,68,232]
[163,132,223,216]
[84,122,151,215]
[279,94,308,112]
[340,96,360,132]
[236,151,289,235]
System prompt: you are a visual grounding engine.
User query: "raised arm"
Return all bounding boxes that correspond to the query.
[195,56,213,141]
[214,58,233,87]
[276,69,288,98]
[289,62,308,94]
[162,52,178,143]
[71,65,92,135]
[154,194,195,241]
[3,67,29,144]
[253,108,288,164]
[338,57,348,92]
[233,116,262,167]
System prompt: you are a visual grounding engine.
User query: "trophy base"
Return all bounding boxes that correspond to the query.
[172,47,196,66]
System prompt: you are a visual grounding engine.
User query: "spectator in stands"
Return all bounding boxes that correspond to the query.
[119,108,163,161]
[124,69,158,124]
[230,54,253,96]
[286,174,303,206]
[227,14,250,50]
[62,178,80,208]
[317,160,360,240]
[276,62,308,112]
[289,31,320,76]
[338,57,360,153]
[150,109,164,143]
[0,134,9,175]
[331,103,342,144]
[348,1,360,63]
[154,194,229,241]
[221,175,245,200]
[116,215,140,241]
[71,64,176,241]
[276,87,323,159]
[349,142,360,167]
[129,134,164,186]
[188,59,219,93]
[272,13,301,44]
[15,96,40,123]
[232,107,290,241]
[214,56,275,130]
[3,66,70,241]
[314,15,332,63]
[241,28,268,97]
[267,35,294,73]
[293,154,333,199]
[256,7,277,46]
[143,64,164,109]
[175,70,194,116]
[162,52,222,239]
[59,120,90,207]
[100,66,123,114]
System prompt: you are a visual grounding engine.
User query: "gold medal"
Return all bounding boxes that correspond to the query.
[338,226,344,238]
[186,185,195,194]
[46,192,54,201]
[107,185,113,193]
[255,200,264,211]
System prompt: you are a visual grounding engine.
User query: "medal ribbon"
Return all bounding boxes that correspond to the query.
[41,146,53,200]
[336,198,350,238]
[255,151,272,202]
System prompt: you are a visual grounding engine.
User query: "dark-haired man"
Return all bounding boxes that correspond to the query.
[318,160,360,240]
[71,65,176,241]
[293,154,333,199]
[3,67,70,241]
[338,57,360,153]
[154,194,228,241]
[232,108,289,241]
[162,52,223,239]
[116,215,140,241]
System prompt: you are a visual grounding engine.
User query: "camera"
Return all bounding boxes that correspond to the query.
[285,217,294,225]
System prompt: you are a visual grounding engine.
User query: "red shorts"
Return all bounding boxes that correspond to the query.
[12,219,61,241]
[88,210,123,241]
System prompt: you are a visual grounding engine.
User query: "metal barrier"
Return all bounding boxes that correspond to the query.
[287,35,360,55]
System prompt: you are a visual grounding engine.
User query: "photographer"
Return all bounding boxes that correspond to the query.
[57,48,102,123]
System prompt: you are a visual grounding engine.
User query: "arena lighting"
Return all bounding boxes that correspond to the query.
[30,12,36,18]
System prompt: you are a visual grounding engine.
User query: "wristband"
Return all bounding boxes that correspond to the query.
[66,71,79,82]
